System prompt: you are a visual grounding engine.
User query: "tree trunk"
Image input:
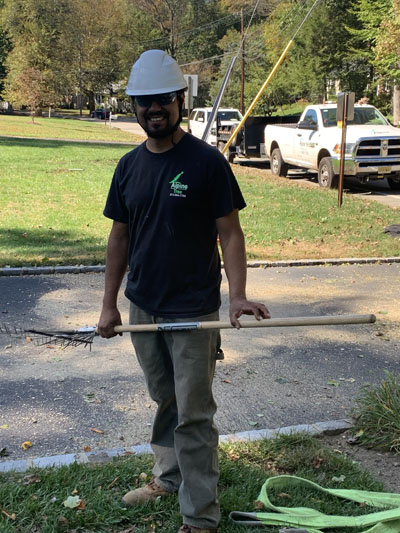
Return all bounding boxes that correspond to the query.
[394,84,400,127]
[88,92,95,113]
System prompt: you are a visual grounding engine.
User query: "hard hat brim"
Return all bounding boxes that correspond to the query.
[126,82,187,96]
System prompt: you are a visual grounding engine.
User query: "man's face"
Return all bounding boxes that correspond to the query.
[134,91,182,139]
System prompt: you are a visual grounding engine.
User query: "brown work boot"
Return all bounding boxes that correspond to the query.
[121,478,171,506]
[178,525,218,532]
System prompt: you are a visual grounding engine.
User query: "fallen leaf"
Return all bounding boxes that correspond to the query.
[83,445,91,452]
[26,336,33,343]
[23,474,41,485]
[1,509,16,520]
[227,449,240,461]
[90,428,104,434]
[84,393,96,403]
[5,345,12,349]
[76,499,86,510]
[248,421,259,427]
[275,377,287,384]
[346,378,356,383]
[332,475,346,483]
[21,441,33,450]
[328,380,339,387]
[57,516,69,528]
[72,488,79,495]
[278,492,291,498]
[0,424,9,430]
[0,447,10,457]
[313,456,323,469]
[222,379,232,384]
[63,495,81,509]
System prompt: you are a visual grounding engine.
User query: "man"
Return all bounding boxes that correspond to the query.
[97,49,270,533]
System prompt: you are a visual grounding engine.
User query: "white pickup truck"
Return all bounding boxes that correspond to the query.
[189,107,243,157]
[264,103,400,190]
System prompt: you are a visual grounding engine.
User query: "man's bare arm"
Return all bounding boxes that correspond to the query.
[216,209,270,328]
[97,221,129,338]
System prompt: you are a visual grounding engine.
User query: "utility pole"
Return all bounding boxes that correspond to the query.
[240,8,245,115]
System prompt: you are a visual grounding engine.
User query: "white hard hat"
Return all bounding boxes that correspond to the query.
[126,49,187,96]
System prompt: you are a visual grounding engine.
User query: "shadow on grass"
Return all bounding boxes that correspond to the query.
[0,136,134,148]
[0,227,106,266]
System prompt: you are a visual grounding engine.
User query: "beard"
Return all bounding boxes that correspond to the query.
[138,108,182,139]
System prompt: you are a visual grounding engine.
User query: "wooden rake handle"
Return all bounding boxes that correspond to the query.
[113,314,376,334]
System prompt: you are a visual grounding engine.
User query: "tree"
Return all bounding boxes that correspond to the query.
[57,0,127,113]
[0,0,133,113]
[373,0,400,123]
[4,65,59,119]
[1,0,72,111]
[0,25,9,98]
[347,0,398,117]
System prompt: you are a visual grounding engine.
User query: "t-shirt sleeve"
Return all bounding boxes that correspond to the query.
[103,161,129,223]
[209,154,246,219]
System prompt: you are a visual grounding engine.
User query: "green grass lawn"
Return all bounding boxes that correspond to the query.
[0,433,388,533]
[0,114,142,143]
[0,116,399,267]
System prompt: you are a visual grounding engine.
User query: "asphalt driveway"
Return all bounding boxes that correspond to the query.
[1,262,399,463]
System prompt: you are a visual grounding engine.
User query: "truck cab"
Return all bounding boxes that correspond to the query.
[189,107,243,151]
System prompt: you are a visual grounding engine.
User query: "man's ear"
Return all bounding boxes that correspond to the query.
[179,91,185,110]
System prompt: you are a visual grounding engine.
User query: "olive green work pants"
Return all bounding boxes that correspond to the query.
[129,302,221,529]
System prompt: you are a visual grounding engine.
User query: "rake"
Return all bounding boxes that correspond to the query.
[0,313,376,349]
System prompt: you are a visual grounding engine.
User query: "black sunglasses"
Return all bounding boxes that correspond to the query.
[135,92,177,108]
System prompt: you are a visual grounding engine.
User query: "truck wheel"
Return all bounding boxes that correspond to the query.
[271,148,288,177]
[387,177,400,190]
[218,141,235,163]
[318,157,338,188]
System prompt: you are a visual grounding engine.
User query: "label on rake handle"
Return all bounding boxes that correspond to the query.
[156,322,201,332]
[77,326,97,333]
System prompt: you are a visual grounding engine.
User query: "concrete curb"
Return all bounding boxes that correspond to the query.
[0,419,352,473]
[1,258,400,277]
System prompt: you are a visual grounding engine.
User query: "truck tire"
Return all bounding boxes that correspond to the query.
[271,148,288,177]
[218,141,235,163]
[318,157,338,189]
[387,177,400,190]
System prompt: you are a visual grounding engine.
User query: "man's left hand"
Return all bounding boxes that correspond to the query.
[229,297,270,329]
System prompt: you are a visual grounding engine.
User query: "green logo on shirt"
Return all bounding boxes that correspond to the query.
[169,171,188,197]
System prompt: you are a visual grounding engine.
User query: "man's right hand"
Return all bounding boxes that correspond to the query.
[97,306,122,338]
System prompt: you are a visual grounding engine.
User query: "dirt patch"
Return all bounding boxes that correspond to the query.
[321,430,400,492]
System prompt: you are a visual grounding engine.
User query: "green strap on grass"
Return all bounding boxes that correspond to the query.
[229,475,400,532]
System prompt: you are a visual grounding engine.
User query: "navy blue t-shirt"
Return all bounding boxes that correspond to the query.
[104,133,246,317]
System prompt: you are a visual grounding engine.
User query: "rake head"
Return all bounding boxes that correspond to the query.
[0,324,97,349]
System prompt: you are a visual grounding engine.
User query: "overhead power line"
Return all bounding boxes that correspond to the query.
[130,9,252,47]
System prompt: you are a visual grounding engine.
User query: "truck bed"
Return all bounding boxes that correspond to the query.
[240,114,300,157]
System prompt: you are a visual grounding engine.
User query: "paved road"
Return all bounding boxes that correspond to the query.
[1,263,399,463]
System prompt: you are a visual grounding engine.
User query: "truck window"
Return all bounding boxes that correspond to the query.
[321,107,388,127]
[303,109,318,126]
[196,111,205,122]
[217,110,243,121]
[350,108,388,125]
[189,110,197,120]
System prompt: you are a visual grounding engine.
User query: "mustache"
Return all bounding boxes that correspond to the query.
[145,111,169,119]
